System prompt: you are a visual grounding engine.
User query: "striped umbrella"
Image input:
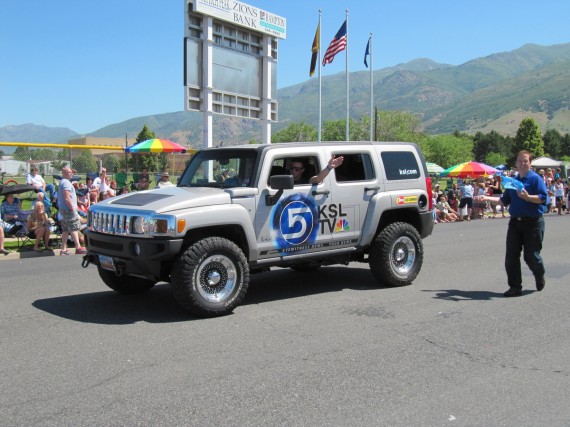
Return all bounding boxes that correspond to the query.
[426,162,444,174]
[440,161,498,178]
[124,138,187,153]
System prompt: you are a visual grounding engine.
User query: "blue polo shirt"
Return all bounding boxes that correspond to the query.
[501,170,548,217]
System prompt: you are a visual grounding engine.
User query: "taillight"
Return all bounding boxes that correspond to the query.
[425,176,433,210]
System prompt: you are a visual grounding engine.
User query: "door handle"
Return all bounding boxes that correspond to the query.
[312,190,330,196]
[364,186,380,192]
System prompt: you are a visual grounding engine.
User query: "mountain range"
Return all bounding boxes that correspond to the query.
[2,42,570,152]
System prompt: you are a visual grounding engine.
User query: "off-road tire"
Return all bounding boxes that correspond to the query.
[98,266,156,294]
[369,222,423,287]
[171,237,249,317]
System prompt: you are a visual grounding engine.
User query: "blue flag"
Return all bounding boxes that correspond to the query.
[364,37,371,68]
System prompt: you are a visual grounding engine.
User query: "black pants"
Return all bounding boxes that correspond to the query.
[505,217,545,289]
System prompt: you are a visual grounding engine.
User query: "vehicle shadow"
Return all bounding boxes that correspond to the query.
[32,284,194,325]
[32,266,382,324]
[243,266,380,306]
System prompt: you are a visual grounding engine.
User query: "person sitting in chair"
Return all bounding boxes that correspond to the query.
[26,166,56,200]
[137,168,151,190]
[157,171,174,188]
[1,193,22,224]
[27,201,52,252]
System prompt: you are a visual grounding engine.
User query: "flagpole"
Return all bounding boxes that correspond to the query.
[345,9,349,142]
[369,33,373,141]
[318,10,322,142]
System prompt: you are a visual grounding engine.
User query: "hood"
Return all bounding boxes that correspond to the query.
[95,187,231,214]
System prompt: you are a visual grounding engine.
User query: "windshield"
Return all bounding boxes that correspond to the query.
[178,149,259,188]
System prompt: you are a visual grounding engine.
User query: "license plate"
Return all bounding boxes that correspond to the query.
[99,255,116,272]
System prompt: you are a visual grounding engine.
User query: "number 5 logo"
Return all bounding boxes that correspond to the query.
[271,193,319,250]
[281,203,313,243]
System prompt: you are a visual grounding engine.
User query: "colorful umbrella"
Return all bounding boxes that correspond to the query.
[124,138,187,153]
[440,161,498,178]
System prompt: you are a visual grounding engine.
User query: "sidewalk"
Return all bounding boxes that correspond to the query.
[0,236,85,261]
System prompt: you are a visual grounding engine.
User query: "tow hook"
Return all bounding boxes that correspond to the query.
[81,254,93,268]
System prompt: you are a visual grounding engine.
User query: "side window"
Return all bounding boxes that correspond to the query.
[270,156,320,186]
[334,153,375,182]
[381,151,421,180]
[268,159,287,185]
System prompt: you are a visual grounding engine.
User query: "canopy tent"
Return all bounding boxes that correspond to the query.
[531,156,563,170]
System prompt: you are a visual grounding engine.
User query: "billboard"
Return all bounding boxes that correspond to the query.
[194,0,286,39]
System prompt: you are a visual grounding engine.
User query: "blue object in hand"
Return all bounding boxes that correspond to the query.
[501,175,524,191]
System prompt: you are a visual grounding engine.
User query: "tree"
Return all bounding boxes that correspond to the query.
[136,124,155,143]
[128,125,158,172]
[542,129,562,159]
[419,134,473,168]
[321,118,370,142]
[512,118,544,162]
[472,131,506,163]
[13,146,30,161]
[561,133,570,157]
[376,111,423,142]
[272,122,317,143]
[485,152,506,168]
[72,150,98,174]
[158,153,169,173]
[102,155,120,173]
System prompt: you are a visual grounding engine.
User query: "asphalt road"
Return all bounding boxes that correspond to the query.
[1,215,569,426]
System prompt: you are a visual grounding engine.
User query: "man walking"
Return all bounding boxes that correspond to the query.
[57,166,87,256]
[479,150,548,297]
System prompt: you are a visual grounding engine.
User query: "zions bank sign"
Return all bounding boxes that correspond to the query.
[195,0,286,39]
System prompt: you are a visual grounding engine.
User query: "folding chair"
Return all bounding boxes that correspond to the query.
[12,210,34,248]
[115,172,127,189]
[132,173,140,190]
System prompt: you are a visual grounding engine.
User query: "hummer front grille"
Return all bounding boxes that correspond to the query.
[90,211,131,235]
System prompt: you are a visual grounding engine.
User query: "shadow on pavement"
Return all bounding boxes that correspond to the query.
[32,266,383,324]
[32,284,194,325]
[423,288,535,301]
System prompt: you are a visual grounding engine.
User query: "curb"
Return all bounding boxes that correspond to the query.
[0,248,86,261]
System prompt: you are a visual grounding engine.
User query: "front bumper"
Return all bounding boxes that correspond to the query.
[84,229,184,282]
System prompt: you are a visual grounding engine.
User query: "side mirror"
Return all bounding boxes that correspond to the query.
[266,175,294,206]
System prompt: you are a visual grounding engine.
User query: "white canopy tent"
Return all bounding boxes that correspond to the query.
[531,156,563,169]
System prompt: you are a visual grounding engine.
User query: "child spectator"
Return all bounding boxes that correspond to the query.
[436,195,458,222]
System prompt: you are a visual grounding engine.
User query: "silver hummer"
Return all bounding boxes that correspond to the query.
[83,142,435,317]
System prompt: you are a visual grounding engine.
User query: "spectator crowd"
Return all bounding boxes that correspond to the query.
[1,166,174,255]
[433,167,569,224]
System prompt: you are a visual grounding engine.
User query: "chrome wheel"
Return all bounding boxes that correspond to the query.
[390,236,416,278]
[196,254,237,303]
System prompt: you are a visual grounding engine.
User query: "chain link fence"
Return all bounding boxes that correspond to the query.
[1,144,195,189]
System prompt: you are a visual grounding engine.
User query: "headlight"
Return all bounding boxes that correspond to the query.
[131,216,173,236]
[132,217,146,234]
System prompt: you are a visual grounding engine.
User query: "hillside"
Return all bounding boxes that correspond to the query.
[2,42,570,148]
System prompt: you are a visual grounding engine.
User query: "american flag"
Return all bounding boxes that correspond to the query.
[322,20,347,66]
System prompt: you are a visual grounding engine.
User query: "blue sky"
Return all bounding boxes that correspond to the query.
[1,0,569,135]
